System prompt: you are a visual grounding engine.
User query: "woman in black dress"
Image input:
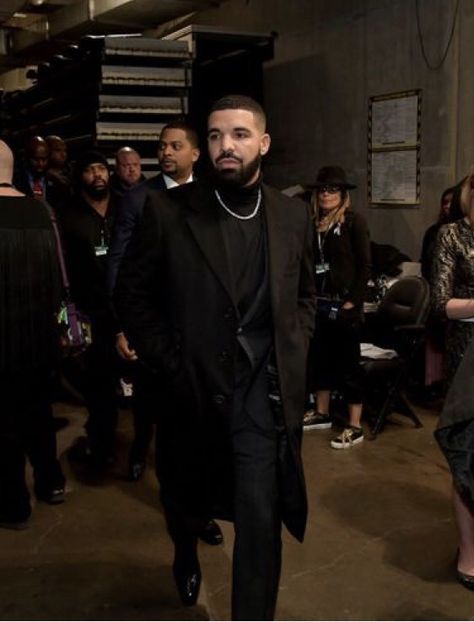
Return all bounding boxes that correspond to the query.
[432,171,474,590]
[304,166,371,449]
[0,140,65,528]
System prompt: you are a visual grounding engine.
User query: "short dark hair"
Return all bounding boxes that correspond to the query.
[160,120,199,148]
[209,94,266,130]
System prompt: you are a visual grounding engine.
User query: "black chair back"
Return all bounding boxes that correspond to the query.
[378,276,430,327]
[364,275,430,437]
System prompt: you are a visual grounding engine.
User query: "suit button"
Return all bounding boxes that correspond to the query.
[219,350,230,363]
[237,327,243,335]
[223,306,234,320]
[213,394,226,405]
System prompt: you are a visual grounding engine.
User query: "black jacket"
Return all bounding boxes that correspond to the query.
[315,210,371,307]
[14,167,70,214]
[60,193,116,322]
[114,179,316,540]
[107,173,166,293]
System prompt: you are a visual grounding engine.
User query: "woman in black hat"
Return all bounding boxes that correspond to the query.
[304,165,371,449]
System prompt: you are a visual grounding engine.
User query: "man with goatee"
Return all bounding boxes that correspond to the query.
[61,151,119,468]
[115,95,316,620]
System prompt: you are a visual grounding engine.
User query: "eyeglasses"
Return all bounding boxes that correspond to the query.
[317,185,342,194]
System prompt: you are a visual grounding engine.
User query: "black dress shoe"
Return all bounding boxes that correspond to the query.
[173,547,201,606]
[35,487,65,505]
[68,438,114,470]
[0,514,30,530]
[198,519,223,546]
[128,460,146,482]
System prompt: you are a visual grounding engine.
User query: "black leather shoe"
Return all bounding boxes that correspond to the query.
[68,438,114,470]
[198,519,223,546]
[0,514,30,530]
[173,547,201,606]
[128,460,146,482]
[35,487,65,505]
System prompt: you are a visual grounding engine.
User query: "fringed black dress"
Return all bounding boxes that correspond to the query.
[0,195,64,523]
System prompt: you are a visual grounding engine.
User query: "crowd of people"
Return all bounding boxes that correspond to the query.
[1,92,474,619]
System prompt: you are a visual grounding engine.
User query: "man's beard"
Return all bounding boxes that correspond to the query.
[160,161,177,176]
[213,153,261,188]
[82,182,109,200]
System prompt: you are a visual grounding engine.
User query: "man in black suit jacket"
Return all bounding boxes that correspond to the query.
[108,128,222,544]
[114,95,316,620]
[14,136,69,214]
[107,121,200,292]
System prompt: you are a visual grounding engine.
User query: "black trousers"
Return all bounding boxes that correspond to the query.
[0,370,65,521]
[82,321,119,457]
[161,414,281,621]
[161,373,282,621]
[230,414,281,621]
[309,313,365,404]
[128,362,156,463]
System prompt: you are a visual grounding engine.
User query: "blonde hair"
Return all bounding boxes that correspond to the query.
[311,189,352,231]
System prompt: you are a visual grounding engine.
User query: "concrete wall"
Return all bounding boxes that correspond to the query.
[186,0,473,259]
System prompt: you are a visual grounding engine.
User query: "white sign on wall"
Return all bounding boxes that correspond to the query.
[368,90,421,206]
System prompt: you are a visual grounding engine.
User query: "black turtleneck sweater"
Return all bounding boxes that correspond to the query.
[216,177,265,318]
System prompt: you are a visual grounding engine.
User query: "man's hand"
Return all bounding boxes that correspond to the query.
[342,301,355,310]
[116,332,138,361]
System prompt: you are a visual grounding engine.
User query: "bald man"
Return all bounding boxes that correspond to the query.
[112,147,143,188]
[0,140,65,529]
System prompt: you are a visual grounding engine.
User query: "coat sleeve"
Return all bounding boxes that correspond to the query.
[113,195,180,374]
[297,205,317,341]
[107,199,141,295]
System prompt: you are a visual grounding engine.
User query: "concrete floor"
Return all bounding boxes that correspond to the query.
[0,398,473,621]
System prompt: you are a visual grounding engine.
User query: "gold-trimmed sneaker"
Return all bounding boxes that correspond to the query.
[330,427,364,449]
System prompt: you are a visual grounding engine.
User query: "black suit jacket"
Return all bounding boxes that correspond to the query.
[107,173,167,293]
[114,179,316,540]
[13,168,70,213]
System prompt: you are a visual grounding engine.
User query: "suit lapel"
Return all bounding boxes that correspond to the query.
[185,182,236,304]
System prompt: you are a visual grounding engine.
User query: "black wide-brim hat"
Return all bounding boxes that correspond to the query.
[307,165,357,190]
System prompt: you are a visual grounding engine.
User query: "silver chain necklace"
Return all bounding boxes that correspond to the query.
[214,188,262,220]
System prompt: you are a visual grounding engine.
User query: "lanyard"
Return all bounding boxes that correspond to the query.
[317,228,330,264]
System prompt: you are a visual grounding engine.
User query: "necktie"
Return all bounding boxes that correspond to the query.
[32,178,44,199]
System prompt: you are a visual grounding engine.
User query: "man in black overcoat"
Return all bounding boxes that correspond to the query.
[114,95,316,620]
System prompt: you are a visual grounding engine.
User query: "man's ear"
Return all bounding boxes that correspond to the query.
[192,148,200,163]
[260,133,271,156]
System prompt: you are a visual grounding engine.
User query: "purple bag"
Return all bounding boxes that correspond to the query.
[57,301,92,354]
[45,205,92,355]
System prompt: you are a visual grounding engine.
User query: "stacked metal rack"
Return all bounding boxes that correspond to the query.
[2,35,193,164]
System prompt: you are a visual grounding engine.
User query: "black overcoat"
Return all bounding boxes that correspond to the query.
[114,179,316,541]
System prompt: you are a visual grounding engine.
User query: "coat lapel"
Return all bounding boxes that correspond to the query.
[185,182,236,305]
[263,184,289,314]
